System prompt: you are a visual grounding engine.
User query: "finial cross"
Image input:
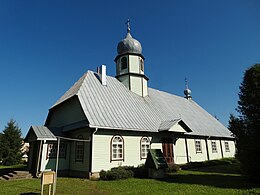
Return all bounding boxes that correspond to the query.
[126,19,131,33]
[185,78,189,89]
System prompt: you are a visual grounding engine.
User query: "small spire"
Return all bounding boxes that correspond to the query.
[185,78,189,89]
[126,19,131,33]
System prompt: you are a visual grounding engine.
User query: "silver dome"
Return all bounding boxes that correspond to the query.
[117,32,142,55]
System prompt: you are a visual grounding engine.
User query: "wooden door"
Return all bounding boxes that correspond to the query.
[162,138,174,165]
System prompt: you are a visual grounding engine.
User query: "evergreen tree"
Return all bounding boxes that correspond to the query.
[229,63,260,182]
[0,119,23,165]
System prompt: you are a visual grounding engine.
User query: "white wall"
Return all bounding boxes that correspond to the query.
[91,130,153,172]
[91,130,236,172]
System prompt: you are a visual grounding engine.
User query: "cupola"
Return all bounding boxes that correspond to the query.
[115,20,148,97]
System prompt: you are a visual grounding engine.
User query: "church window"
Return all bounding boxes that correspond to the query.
[195,139,202,153]
[211,140,217,153]
[140,58,144,72]
[121,57,127,70]
[75,135,84,162]
[140,136,150,159]
[224,141,230,152]
[111,135,124,161]
[47,143,66,159]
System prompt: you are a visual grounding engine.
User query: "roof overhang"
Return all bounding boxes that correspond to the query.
[25,126,57,142]
[159,119,192,133]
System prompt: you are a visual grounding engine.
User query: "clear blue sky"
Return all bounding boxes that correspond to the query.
[0,0,259,137]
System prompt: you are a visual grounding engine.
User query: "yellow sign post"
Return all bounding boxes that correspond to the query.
[41,171,55,195]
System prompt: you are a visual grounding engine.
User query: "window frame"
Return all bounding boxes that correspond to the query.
[195,139,202,153]
[211,140,218,153]
[110,135,124,162]
[46,143,67,159]
[75,135,84,162]
[121,57,128,70]
[224,141,230,152]
[140,136,150,159]
[140,58,144,72]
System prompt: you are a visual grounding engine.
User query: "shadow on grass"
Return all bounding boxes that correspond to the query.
[160,173,260,190]
[20,193,40,195]
[187,164,242,175]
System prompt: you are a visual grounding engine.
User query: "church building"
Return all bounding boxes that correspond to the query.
[25,22,235,178]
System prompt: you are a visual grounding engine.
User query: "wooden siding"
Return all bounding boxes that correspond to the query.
[40,142,70,171]
[67,128,91,173]
[48,97,86,127]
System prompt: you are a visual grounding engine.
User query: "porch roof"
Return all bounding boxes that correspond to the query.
[25,126,57,142]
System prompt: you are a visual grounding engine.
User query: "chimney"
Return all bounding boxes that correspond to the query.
[97,65,107,86]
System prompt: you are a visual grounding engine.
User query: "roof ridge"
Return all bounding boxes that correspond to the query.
[51,71,89,108]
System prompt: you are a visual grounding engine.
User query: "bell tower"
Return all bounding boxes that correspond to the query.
[115,20,148,97]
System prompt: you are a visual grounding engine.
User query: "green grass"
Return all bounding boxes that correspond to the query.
[0,164,26,170]
[0,162,260,195]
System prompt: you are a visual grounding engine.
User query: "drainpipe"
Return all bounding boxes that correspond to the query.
[89,128,98,178]
[205,137,210,161]
[184,136,189,163]
[219,139,224,158]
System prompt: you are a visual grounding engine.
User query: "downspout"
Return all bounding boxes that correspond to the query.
[184,136,189,163]
[205,137,210,161]
[219,139,224,158]
[89,128,98,177]
[36,140,43,177]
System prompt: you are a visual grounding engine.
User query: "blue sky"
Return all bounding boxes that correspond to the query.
[0,0,259,137]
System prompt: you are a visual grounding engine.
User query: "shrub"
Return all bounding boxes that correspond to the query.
[168,164,180,173]
[99,166,134,180]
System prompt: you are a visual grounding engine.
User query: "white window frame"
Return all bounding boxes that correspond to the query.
[211,140,217,153]
[140,136,150,159]
[111,135,124,161]
[195,139,202,153]
[47,143,66,159]
[75,135,84,162]
[224,141,230,152]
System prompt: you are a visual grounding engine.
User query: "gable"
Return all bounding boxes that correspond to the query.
[46,96,87,128]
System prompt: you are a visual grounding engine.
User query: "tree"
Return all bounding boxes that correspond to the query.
[0,119,23,165]
[229,63,260,182]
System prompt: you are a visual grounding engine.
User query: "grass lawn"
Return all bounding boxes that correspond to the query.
[0,163,260,195]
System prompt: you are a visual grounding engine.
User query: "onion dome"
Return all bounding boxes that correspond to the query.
[184,88,192,97]
[117,19,142,55]
[184,78,192,99]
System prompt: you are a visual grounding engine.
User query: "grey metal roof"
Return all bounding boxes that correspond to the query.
[51,71,232,138]
[27,126,57,141]
[159,119,181,131]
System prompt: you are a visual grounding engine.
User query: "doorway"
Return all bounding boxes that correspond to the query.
[162,138,174,165]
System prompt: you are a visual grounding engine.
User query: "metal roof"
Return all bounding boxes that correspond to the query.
[51,71,232,138]
[25,126,57,141]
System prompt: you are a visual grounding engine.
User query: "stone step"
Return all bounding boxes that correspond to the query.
[1,171,33,180]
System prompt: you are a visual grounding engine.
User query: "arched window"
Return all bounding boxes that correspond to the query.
[111,135,124,161]
[140,136,150,159]
[75,135,84,162]
[121,57,127,70]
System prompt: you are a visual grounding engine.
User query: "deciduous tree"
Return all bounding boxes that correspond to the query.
[229,63,260,182]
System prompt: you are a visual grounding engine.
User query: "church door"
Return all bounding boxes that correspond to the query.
[162,138,174,165]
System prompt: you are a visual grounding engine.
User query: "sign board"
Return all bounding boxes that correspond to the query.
[42,171,55,185]
[145,149,168,169]
[41,171,55,195]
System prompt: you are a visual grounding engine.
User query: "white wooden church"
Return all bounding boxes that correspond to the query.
[25,22,235,178]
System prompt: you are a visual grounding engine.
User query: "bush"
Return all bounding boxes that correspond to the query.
[168,164,180,173]
[99,166,134,180]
